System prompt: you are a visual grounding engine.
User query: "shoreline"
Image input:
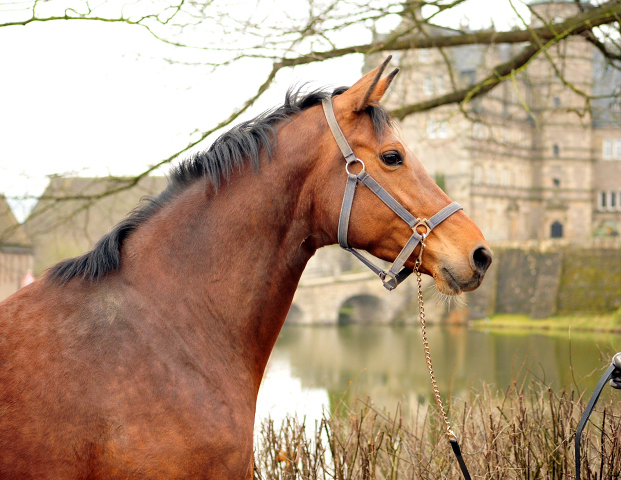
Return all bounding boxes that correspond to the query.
[468,312,621,334]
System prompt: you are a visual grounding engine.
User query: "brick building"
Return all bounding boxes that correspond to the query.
[372,0,621,241]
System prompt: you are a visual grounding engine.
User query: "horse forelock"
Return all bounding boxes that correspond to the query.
[47,85,393,285]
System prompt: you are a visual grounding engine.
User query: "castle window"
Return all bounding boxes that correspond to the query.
[437,121,448,138]
[553,144,559,157]
[553,96,561,107]
[473,122,485,139]
[600,191,607,210]
[615,139,621,159]
[501,168,510,186]
[423,76,433,96]
[427,119,448,139]
[487,167,497,185]
[553,178,560,187]
[427,119,437,138]
[551,221,563,239]
[461,69,476,86]
[610,192,617,211]
[603,139,613,159]
[436,75,444,92]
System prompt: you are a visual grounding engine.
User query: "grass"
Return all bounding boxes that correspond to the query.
[469,312,621,334]
[254,381,621,479]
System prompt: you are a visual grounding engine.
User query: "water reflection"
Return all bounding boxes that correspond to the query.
[256,325,621,424]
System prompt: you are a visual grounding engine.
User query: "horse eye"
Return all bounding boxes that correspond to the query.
[381,152,403,166]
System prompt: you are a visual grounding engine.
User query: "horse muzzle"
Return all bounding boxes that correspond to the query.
[430,244,492,295]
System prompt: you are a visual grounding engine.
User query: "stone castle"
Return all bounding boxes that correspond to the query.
[370,0,621,242]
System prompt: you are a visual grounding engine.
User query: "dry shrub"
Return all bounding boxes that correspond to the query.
[254,382,621,479]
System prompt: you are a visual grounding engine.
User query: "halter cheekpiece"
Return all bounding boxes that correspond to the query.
[322,97,463,291]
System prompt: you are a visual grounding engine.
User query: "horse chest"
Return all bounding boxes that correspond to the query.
[89,343,257,478]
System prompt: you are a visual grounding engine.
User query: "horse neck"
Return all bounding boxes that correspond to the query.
[120,127,324,389]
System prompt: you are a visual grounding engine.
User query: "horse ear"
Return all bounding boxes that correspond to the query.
[336,56,399,113]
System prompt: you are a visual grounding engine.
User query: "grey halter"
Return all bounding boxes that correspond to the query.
[322,97,463,291]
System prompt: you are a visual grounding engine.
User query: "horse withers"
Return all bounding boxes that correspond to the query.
[0,58,491,479]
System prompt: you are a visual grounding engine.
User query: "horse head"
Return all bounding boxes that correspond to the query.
[313,57,492,296]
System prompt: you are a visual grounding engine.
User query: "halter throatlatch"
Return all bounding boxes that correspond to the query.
[322,97,463,291]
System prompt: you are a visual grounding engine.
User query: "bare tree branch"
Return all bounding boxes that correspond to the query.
[276,1,621,68]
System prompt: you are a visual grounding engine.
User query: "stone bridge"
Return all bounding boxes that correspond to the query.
[286,246,443,325]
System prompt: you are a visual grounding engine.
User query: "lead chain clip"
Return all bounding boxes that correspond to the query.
[414,218,430,267]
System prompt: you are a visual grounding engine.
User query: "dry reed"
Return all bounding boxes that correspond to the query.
[254,381,621,479]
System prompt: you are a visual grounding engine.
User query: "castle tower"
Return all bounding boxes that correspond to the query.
[527,0,595,240]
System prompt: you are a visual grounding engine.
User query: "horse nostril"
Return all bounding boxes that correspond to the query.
[471,246,492,276]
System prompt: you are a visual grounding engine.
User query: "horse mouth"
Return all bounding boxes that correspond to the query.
[435,265,483,296]
[435,268,462,295]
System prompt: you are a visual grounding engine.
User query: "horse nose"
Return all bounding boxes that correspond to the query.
[470,245,492,277]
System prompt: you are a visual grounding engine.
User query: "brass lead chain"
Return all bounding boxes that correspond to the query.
[415,247,457,443]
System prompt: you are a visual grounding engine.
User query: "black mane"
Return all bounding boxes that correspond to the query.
[48,87,392,284]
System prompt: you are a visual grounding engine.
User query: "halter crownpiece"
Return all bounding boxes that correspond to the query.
[322,97,463,291]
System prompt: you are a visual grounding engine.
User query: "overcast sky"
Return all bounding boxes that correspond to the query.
[0,0,530,221]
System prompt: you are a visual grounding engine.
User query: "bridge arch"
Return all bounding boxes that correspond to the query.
[337,294,385,325]
[285,304,304,324]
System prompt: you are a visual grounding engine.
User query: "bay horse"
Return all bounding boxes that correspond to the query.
[0,58,491,479]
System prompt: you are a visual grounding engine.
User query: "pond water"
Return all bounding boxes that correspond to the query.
[255,324,621,426]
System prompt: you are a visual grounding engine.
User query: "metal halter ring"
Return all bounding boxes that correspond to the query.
[345,158,366,176]
[414,218,431,237]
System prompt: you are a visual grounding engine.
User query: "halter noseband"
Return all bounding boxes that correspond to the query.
[322,97,463,291]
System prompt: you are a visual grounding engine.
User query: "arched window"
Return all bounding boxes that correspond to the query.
[551,221,563,238]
